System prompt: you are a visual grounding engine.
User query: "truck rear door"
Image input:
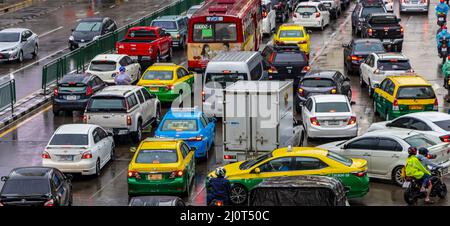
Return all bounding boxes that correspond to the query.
[252,91,279,156]
[223,90,250,154]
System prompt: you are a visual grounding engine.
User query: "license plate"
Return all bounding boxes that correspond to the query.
[59,155,73,161]
[328,121,339,125]
[302,14,309,18]
[402,181,411,188]
[141,56,151,60]
[288,69,292,73]
[439,17,444,21]
[149,87,159,92]
[147,174,162,180]
[442,167,449,175]
[66,95,77,100]
[409,105,423,110]
[442,47,448,51]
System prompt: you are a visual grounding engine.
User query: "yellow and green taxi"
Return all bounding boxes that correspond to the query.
[128,138,195,196]
[373,75,438,121]
[137,63,194,102]
[207,147,369,205]
[274,24,310,58]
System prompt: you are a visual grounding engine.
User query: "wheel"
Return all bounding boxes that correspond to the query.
[438,183,447,199]
[152,106,161,127]
[183,177,191,198]
[404,188,418,205]
[133,122,142,143]
[68,193,73,206]
[368,81,373,97]
[320,21,324,31]
[347,89,352,101]
[359,75,366,87]
[95,159,101,177]
[373,100,379,116]
[392,166,404,186]
[17,50,24,63]
[32,44,38,58]
[230,184,248,205]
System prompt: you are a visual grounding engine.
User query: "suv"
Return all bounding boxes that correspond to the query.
[261,45,310,83]
[360,13,403,51]
[352,0,387,36]
[311,0,342,19]
[151,15,188,49]
[84,85,161,142]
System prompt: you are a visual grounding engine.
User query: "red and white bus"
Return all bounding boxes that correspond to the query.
[187,0,262,71]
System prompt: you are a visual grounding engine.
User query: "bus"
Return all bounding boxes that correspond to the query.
[187,0,262,72]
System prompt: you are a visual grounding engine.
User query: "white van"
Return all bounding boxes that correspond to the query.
[202,51,267,117]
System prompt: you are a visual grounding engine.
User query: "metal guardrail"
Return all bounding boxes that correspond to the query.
[41,0,201,91]
[0,77,16,114]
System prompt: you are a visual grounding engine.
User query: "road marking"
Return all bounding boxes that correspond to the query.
[87,167,128,200]
[109,4,116,8]
[189,183,205,204]
[39,26,64,37]
[76,18,81,22]
[0,104,52,138]
[94,11,100,15]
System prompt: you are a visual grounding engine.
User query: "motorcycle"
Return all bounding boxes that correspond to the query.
[438,12,447,27]
[439,38,449,64]
[403,167,448,205]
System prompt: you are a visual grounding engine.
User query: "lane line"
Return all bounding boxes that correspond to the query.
[94,11,100,15]
[39,26,64,37]
[0,104,52,138]
[87,167,128,200]
[109,4,116,8]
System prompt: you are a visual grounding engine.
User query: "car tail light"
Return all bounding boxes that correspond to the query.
[127,170,141,179]
[166,85,175,90]
[42,151,51,159]
[347,116,357,125]
[86,86,93,96]
[440,135,450,142]
[83,115,89,123]
[393,99,399,111]
[44,199,55,207]
[352,171,366,177]
[169,170,184,178]
[81,151,92,159]
[275,40,284,45]
[374,69,382,74]
[368,28,373,36]
[201,90,205,102]
[188,136,202,141]
[301,66,311,73]
[330,88,337,94]
[269,52,275,63]
[298,40,307,44]
[118,45,124,49]
[400,26,404,35]
[149,47,153,55]
[224,155,236,160]
[351,56,362,61]
[262,11,268,18]
[310,117,320,126]
[127,115,132,126]
[53,87,59,96]
[268,66,278,74]
[298,88,304,96]
[434,98,439,111]
[315,12,320,18]
[177,34,181,39]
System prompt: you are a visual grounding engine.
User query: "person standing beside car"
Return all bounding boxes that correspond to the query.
[114,66,132,85]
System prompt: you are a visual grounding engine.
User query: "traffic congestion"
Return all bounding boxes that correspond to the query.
[1,0,450,207]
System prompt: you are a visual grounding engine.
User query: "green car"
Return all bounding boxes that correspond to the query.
[151,15,188,49]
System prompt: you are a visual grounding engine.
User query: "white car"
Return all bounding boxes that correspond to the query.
[261,0,276,36]
[86,54,141,84]
[311,0,341,19]
[0,28,39,63]
[42,124,115,176]
[302,94,358,139]
[368,112,450,141]
[186,4,203,19]
[318,129,450,186]
[293,2,331,30]
[359,52,414,97]
[383,0,394,12]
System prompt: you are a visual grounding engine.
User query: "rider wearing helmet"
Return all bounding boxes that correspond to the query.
[417,147,441,170]
[436,0,449,17]
[114,66,132,85]
[436,25,450,55]
[206,167,232,205]
[405,147,434,204]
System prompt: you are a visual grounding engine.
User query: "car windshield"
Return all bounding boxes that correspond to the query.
[75,22,102,32]
[301,78,335,87]
[354,43,385,53]
[151,21,177,30]
[187,7,199,15]
[396,86,435,99]
[404,134,437,148]
[296,6,317,14]
[192,23,237,42]
[370,16,398,24]
[0,32,20,42]
[434,120,450,132]
[274,52,306,63]
[142,70,173,80]
[316,102,350,113]
[161,119,198,131]
[87,97,127,112]
[49,134,89,146]
[279,30,304,38]
[135,149,178,164]
[1,179,50,196]
[327,151,353,167]
[89,61,117,72]
[205,73,247,89]
[239,153,272,170]
[361,7,386,17]
[377,60,411,70]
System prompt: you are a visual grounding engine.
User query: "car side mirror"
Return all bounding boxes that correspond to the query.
[71,28,75,32]
[130,147,137,153]
[386,122,393,127]
[253,167,261,174]
[190,147,197,152]
[350,101,356,105]
[209,117,217,123]
[165,33,171,37]
[342,144,348,149]
[1,176,8,181]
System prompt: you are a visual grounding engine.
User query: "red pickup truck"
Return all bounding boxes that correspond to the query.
[116,26,172,62]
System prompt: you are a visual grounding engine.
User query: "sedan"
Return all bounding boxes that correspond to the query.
[86,54,141,84]
[42,124,115,176]
[342,39,386,75]
[69,17,117,50]
[318,129,450,186]
[302,94,358,139]
[0,28,38,63]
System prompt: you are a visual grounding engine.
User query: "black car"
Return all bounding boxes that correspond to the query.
[351,0,387,36]
[52,73,106,115]
[342,38,386,75]
[261,45,310,84]
[296,70,352,110]
[69,17,117,50]
[0,167,73,206]
[128,196,186,206]
[271,0,290,22]
[360,13,403,52]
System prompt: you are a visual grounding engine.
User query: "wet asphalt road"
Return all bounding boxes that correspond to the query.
[1,0,450,206]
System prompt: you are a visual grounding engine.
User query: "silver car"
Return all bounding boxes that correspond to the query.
[0,28,38,63]
[400,0,429,13]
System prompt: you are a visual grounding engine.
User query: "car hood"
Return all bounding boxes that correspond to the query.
[0,42,19,51]
[72,31,101,41]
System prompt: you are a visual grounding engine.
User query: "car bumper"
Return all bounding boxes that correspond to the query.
[0,51,19,61]
[128,177,187,195]
[185,140,208,158]
[389,109,437,119]
[293,19,322,28]
[400,4,428,12]
[307,124,358,138]
[343,175,370,199]
[42,159,97,175]
[52,98,89,111]
[69,40,90,49]
[148,90,179,102]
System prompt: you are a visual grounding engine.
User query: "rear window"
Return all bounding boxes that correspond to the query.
[58,83,86,92]
[1,179,50,196]
[151,21,177,30]
[396,86,435,99]
[161,119,198,131]
[135,149,178,164]
[316,102,350,113]
[128,29,157,38]
[142,70,173,80]
[433,120,450,132]
[377,60,411,71]
[361,7,386,17]
[296,6,317,14]
[239,153,272,170]
[354,42,385,53]
[301,78,335,87]
[49,134,89,146]
[274,52,306,64]
[89,61,117,72]
[279,30,304,38]
[327,151,353,167]
[404,134,437,148]
[370,16,398,24]
[87,96,127,112]
[205,73,248,89]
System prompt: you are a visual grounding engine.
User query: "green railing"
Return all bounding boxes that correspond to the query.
[0,78,16,113]
[41,0,202,90]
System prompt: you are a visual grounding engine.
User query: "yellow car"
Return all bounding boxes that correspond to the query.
[128,138,196,196]
[207,147,369,205]
[137,63,194,102]
[274,24,310,58]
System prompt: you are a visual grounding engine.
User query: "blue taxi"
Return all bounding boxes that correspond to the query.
[155,108,216,159]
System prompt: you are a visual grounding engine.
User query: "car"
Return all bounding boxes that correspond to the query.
[207,146,369,205]
[137,63,194,103]
[372,75,438,120]
[383,0,394,12]
[261,0,277,36]
[155,108,216,159]
[351,0,387,36]
[186,4,203,19]
[261,45,310,83]
[84,85,161,142]
[360,13,403,51]
[342,39,386,75]
[296,70,352,108]
[127,138,196,197]
[42,124,115,176]
[69,17,117,50]
[151,15,189,49]
[400,0,429,13]
[368,112,450,141]
[293,2,331,30]
[271,0,290,23]
[0,167,72,206]
[302,95,358,139]
[128,196,186,206]
[359,52,414,97]
[52,73,106,115]
[310,0,342,19]
[273,24,311,58]
[85,54,141,84]
[318,129,450,186]
[0,28,38,63]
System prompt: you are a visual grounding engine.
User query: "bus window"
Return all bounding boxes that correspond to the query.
[193,23,237,42]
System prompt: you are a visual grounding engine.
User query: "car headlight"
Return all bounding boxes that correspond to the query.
[69,35,74,41]
[2,47,18,52]
[93,35,100,41]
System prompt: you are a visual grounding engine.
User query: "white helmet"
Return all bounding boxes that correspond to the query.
[215,167,226,178]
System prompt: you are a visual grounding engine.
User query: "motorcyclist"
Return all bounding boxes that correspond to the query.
[436,25,450,54]
[442,55,450,87]
[417,147,441,170]
[114,66,132,85]
[405,147,434,204]
[436,0,449,17]
[206,167,232,206]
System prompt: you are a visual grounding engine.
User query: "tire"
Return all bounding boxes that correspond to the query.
[32,44,38,58]
[133,122,142,143]
[320,20,324,31]
[404,188,418,205]
[17,50,24,63]
[152,106,161,127]
[368,81,373,97]
[359,75,366,87]
[95,159,101,177]
[347,89,352,101]
[392,166,404,186]
[438,183,447,199]
[183,177,191,198]
[230,184,248,205]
